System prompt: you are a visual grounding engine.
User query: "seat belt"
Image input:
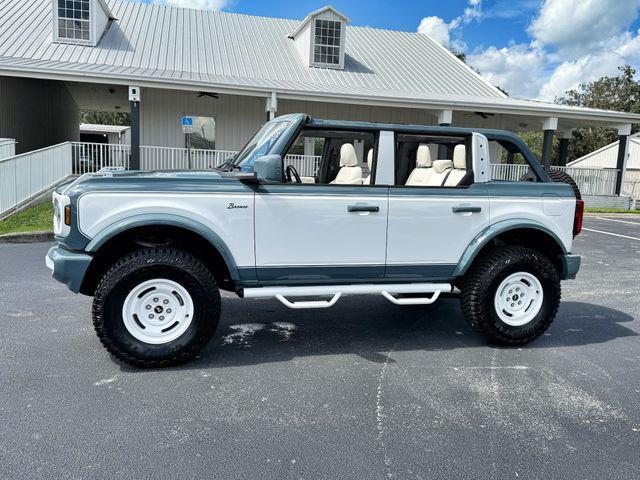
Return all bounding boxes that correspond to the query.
[440,169,453,187]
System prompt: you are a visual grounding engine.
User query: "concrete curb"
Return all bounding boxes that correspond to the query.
[0,230,54,243]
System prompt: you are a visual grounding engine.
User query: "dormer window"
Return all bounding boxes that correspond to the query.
[289,6,349,70]
[313,19,342,66]
[56,0,91,42]
[52,0,113,46]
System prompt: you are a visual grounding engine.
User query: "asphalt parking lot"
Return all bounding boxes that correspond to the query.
[1,215,639,480]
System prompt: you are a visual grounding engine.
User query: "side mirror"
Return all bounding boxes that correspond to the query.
[253,154,282,182]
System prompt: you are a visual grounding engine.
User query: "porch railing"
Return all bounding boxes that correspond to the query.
[491,164,620,196]
[0,138,16,161]
[71,142,321,177]
[0,142,72,217]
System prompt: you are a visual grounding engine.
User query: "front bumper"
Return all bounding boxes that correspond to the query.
[46,246,93,293]
[560,253,581,280]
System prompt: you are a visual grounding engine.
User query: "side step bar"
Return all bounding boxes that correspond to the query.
[242,283,452,309]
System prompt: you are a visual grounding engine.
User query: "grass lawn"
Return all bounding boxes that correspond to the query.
[585,207,640,214]
[0,202,53,235]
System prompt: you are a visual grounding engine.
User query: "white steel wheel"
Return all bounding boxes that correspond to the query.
[122,278,195,345]
[493,272,543,327]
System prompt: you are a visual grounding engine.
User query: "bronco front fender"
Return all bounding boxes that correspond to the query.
[84,213,240,281]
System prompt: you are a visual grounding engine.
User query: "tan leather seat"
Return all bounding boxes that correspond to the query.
[362,149,373,185]
[445,145,467,187]
[425,160,453,186]
[330,144,363,185]
[405,145,433,186]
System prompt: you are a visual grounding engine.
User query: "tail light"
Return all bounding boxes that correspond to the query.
[573,199,584,237]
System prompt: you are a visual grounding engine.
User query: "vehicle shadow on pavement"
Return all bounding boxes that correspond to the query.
[116,297,637,371]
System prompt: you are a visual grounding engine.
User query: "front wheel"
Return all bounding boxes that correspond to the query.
[92,248,221,367]
[460,247,560,345]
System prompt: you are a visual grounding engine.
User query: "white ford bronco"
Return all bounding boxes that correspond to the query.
[47,114,583,367]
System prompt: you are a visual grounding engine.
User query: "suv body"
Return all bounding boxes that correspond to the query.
[47,114,582,366]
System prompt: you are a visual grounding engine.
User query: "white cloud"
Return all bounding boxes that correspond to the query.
[530,0,640,56]
[417,16,451,45]
[417,1,481,47]
[156,0,230,10]
[539,30,640,99]
[468,43,547,98]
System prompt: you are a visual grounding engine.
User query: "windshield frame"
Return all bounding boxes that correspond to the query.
[230,120,293,172]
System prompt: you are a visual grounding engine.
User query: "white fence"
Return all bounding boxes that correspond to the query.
[0,142,72,217]
[491,164,619,196]
[625,171,640,200]
[71,142,321,177]
[3,140,634,219]
[0,138,16,161]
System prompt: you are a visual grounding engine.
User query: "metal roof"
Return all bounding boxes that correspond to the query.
[79,123,130,134]
[0,0,639,125]
[0,0,505,97]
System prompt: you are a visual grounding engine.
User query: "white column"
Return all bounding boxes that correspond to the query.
[265,92,278,120]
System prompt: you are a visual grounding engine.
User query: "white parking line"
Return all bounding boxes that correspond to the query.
[583,227,640,242]
[595,217,640,226]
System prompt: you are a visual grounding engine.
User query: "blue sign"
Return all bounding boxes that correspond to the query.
[182,116,194,133]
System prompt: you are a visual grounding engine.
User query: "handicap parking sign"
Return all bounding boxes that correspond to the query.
[182,116,194,133]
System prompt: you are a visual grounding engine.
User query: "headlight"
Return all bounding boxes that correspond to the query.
[52,192,71,237]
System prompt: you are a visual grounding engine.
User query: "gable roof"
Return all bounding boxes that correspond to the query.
[1,0,640,126]
[0,0,505,99]
[288,6,350,39]
[568,134,640,170]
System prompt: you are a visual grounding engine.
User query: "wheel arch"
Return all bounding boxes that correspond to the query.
[80,214,239,295]
[454,220,568,278]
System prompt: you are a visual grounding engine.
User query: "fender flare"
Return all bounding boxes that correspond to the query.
[84,213,240,281]
[453,219,568,277]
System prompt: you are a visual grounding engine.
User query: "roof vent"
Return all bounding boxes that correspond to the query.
[289,6,349,70]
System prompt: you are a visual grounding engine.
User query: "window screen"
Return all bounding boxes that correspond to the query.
[187,116,216,150]
[313,19,341,65]
[57,0,91,41]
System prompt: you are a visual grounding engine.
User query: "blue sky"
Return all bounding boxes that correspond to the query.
[146,0,640,100]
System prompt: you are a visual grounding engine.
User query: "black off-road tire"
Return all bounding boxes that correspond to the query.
[544,168,581,199]
[461,246,560,346]
[521,167,581,199]
[92,248,221,368]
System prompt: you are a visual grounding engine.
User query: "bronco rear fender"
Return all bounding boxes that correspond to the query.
[453,219,568,277]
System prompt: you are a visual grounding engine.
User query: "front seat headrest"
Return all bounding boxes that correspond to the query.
[367,149,373,170]
[340,143,358,167]
[416,145,432,168]
[453,145,466,169]
[433,159,453,174]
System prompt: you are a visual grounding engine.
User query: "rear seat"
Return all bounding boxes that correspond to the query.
[444,145,467,186]
[405,145,433,186]
[425,160,453,186]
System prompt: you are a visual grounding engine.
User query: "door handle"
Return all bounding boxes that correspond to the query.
[348,205,380,213]
[452,205,482,213]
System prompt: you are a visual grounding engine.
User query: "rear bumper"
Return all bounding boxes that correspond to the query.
[46,246,92,293]
[560,254,581,280]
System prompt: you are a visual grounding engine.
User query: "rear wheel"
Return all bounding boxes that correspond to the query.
[93,247,220,368]
[461,247,560,345]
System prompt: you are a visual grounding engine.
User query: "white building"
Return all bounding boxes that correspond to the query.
[0,0,639,192]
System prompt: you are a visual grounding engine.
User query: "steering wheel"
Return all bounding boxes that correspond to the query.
[285,165,302,183]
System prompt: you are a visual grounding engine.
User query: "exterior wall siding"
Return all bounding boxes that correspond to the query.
[140,88,266,151]
[0,76,79,154]
[137,88,508,152]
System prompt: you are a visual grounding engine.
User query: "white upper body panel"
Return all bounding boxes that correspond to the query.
[77,192,256,267]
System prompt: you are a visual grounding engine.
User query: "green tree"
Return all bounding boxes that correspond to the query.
[555,65,640,163]
[80,110,130,126]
